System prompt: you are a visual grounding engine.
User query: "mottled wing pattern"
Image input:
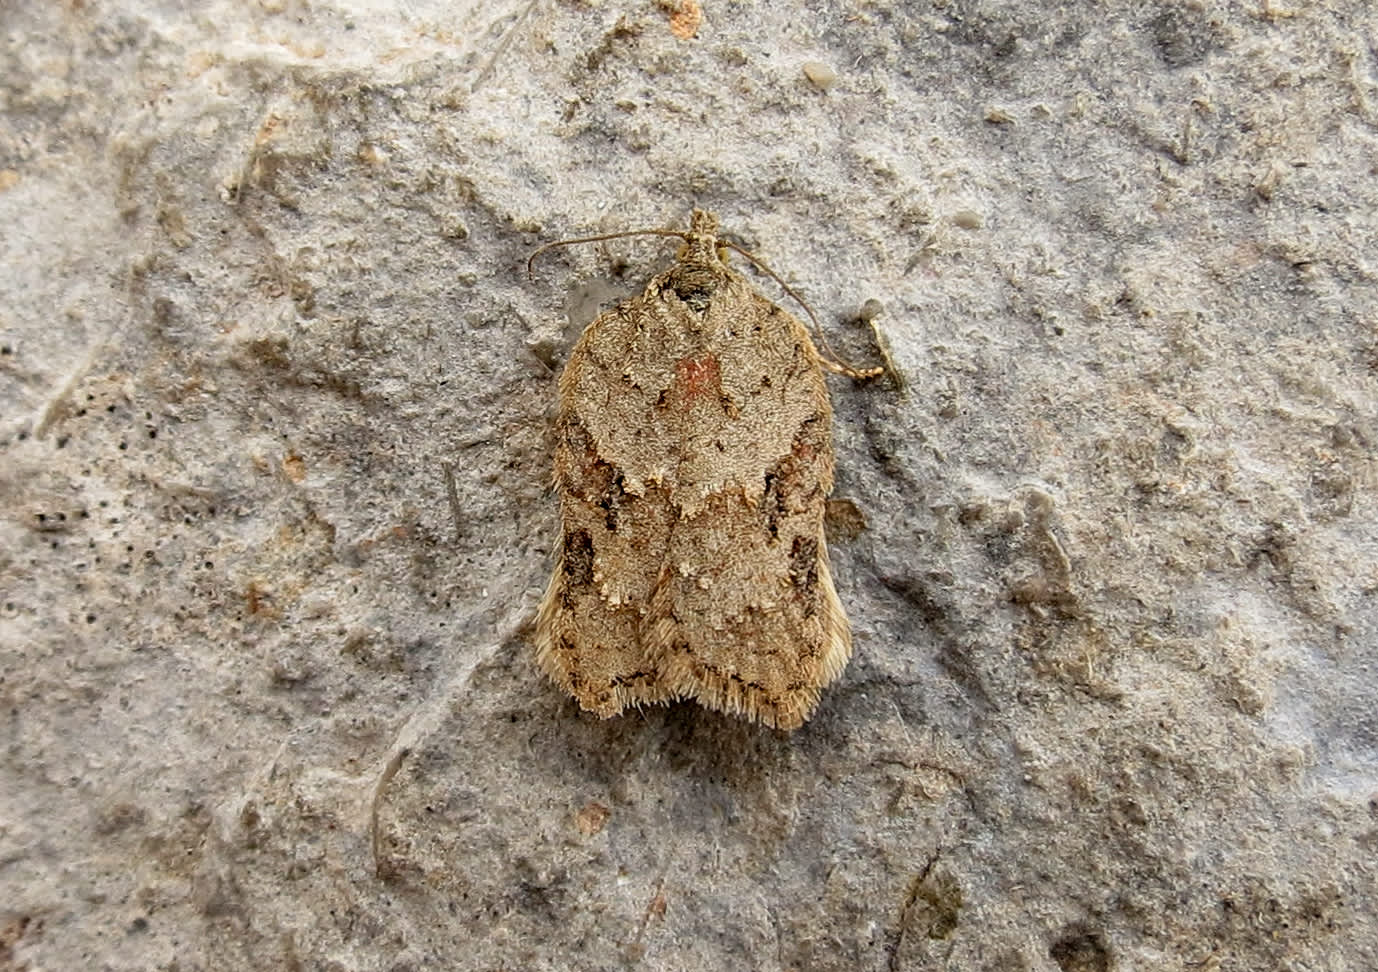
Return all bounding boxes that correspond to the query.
[534,211,853,728]
[534,412,675,717]
[642,289,851,729]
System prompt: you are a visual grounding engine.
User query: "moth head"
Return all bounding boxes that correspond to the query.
[676,209,727,273]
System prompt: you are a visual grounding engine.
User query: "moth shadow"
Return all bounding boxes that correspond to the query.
[530,691,841,796]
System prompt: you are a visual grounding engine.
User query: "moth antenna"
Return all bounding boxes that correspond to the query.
[527,229,691,281]
[720,240,884,380]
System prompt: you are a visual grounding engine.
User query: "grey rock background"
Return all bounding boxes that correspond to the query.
[2,0,1376,969]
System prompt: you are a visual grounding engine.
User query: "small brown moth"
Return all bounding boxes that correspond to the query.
[532,210,871,730]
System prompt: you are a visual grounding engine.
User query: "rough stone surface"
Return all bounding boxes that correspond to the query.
[1,1,1375,970]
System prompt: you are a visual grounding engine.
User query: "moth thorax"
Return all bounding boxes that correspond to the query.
[664,262,726,312]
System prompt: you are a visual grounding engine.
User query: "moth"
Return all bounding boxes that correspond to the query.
[532,210,873,729]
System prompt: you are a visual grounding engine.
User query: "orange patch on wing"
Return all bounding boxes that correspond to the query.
[675,354,721,405]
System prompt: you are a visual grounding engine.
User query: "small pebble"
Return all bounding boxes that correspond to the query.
[953,209,984,230]
[802,61,838,90]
